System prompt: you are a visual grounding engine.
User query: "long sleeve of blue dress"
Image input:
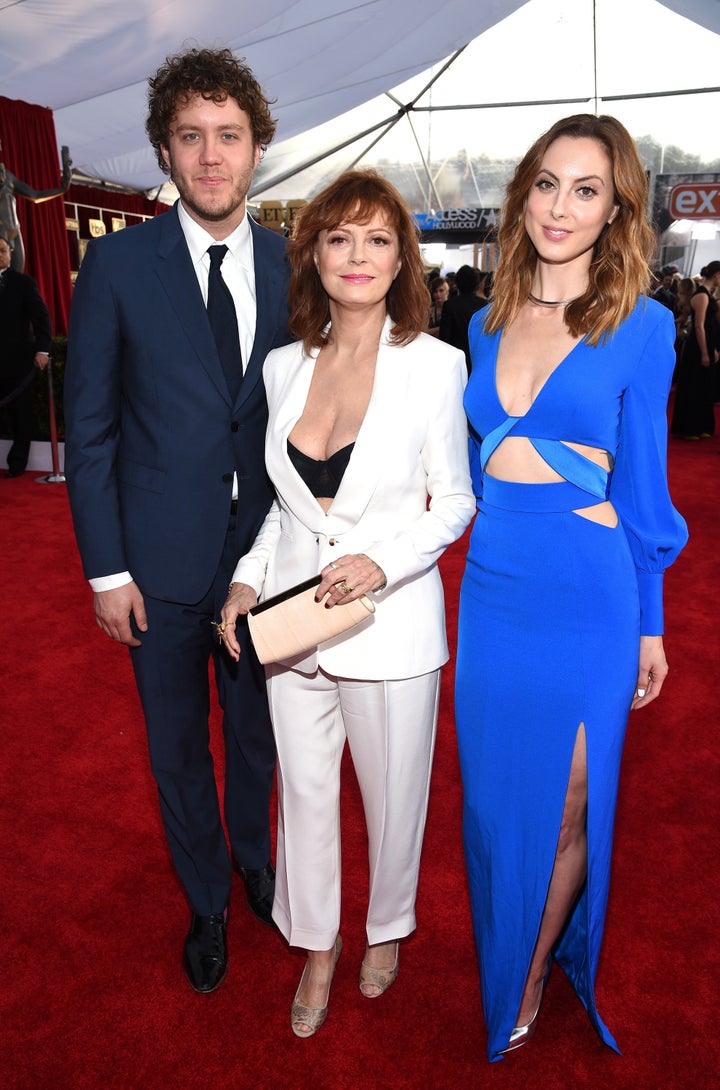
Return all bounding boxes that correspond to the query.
[608,302,688,634]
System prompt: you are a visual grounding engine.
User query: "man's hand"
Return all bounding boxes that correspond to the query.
[93,582,147,647]
[34,352,49,371]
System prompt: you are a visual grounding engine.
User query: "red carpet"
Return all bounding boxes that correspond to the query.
[1,424,718,1090]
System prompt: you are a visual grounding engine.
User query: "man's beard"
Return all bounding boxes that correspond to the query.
[171,166,253,225]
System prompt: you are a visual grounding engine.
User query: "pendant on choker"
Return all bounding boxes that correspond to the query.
[528,291,582,308]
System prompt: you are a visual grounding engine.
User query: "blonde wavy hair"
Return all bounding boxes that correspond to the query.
[486,114,655,346]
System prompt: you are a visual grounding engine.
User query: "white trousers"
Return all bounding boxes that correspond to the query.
[266,664,441,950]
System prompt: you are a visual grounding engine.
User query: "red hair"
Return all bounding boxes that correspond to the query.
[288,170,430,351]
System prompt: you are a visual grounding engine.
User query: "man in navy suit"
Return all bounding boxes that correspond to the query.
[64,48,290,993]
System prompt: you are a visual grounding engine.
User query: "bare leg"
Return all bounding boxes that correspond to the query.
[515,725,588,1026]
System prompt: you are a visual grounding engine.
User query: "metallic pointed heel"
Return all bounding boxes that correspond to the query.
[358,942,399,998]
[501,957,550,1054]
[502,1002,541,1053]
[290,935,342,1038]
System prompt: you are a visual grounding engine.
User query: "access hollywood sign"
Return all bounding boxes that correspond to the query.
[414,208,499,233]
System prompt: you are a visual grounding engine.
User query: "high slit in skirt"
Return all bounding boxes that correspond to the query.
[455,476,639,1060]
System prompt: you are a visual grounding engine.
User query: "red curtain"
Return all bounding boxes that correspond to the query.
[0,96,73,334]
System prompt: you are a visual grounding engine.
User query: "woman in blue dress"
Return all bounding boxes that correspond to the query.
[455,115,688,1061]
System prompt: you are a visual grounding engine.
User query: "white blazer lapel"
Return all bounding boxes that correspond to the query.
[329,318,405,523]
[266,344,326,529]
[267,319,410,530]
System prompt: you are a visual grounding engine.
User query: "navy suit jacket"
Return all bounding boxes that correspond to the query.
[0,266,52,387]
[64,204,290,603]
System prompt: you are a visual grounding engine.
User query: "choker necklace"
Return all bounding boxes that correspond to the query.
[528,291,582,308]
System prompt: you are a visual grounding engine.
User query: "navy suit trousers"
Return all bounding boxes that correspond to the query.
[129,509,276,916]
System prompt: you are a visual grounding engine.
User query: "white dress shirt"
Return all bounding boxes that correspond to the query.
[90,201,257,592]
[177,201,257,369]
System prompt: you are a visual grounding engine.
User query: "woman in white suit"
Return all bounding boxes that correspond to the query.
[220,170,474,1037]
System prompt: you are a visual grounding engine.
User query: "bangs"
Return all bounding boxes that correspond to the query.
[318,192,399,235]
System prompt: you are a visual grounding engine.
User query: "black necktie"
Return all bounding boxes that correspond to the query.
[207,244,242,400]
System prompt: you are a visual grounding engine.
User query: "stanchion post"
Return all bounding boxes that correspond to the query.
[36,356,65,484]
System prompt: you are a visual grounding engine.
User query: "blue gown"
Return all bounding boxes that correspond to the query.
[455,298,688,1061]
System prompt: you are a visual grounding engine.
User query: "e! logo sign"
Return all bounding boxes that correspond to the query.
[669,184,720,220]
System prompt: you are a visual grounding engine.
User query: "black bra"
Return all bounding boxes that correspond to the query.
[287,439,355,498]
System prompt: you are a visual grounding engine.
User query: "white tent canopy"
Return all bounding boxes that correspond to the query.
[0,0,718,206]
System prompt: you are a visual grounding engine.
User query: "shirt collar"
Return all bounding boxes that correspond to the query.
[177,200,253,271]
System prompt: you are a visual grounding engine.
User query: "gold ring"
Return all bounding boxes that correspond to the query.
[339,581,354,595]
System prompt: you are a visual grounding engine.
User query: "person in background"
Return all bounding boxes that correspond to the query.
[426,274,449,336]
[671,275,694,377]
[652,266,677,315]
[455,113,687,1061]
[481,270,494,300]
[219,169,474,1038]
[0,235,51,477]
[64,47,290,995]
[670,260,720,438]
[439,264,489,371]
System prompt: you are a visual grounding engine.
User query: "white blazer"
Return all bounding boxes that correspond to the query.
[233,318,475,680]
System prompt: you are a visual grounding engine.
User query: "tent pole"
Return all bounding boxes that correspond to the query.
[250,46,470,200]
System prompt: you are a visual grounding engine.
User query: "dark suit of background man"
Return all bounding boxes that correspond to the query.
[0,235,52,477]
[439,264,488,373]
[64,47,290,994]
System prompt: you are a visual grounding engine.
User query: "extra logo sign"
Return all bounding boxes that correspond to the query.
[669,184,720,220]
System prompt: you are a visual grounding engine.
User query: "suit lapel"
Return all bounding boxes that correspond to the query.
[271,318,404,528]
[330,321,404,522]
[154,207,232,405]
[267,347,322,527]
[152,211,287,410]
[237,219,287,409]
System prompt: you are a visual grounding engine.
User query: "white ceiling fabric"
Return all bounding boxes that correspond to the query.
[0,0,526,191]
[0,0,717,197]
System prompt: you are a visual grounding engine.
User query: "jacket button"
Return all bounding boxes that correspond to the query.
[329,538,337,546]
[222,472,233,483]
[231,422,240,432]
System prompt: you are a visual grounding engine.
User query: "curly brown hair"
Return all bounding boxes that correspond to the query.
[486,114,655,346]
[288,170,429,351]
[146,47,277,173]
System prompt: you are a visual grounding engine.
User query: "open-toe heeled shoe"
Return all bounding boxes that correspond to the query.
[290,935,343,1038]
[358,942,399,998]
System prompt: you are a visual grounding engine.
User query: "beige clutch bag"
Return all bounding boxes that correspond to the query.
[247,575,375,665]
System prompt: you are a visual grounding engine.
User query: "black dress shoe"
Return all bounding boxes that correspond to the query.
[182,911,228,993]
[6,468,24,478]
[235,861,275,925]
